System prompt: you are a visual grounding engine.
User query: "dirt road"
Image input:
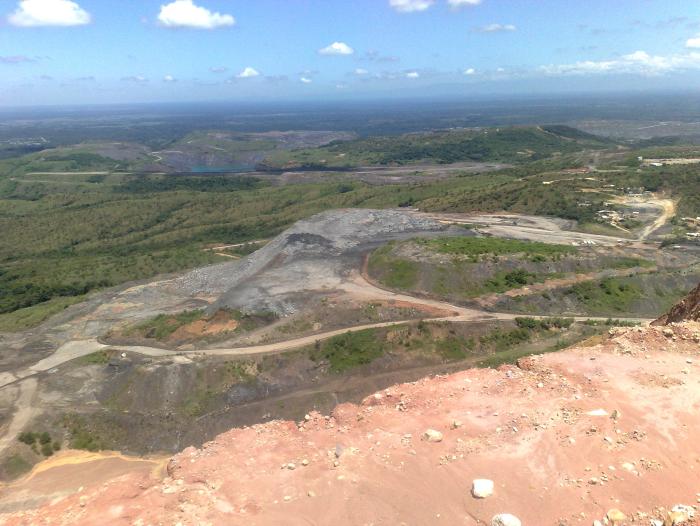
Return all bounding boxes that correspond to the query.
[420,197,676,244]
[419,212,630,246]
[638,198,676,241]
[0,272,652,396]
[0,379,37,454]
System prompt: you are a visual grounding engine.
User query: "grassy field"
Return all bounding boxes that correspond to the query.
[424,236,575,259]
[0,295,85,332]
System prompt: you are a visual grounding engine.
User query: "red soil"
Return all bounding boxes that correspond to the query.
[5,323,700,525]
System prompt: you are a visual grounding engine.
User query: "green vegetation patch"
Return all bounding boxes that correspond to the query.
[435,335,476,360]
[77,350,113,366]
[424,236,575,259]
[311,329,385,373]
[515,317,574,330]
[368,244,419,289]
[0,295,84,332]
[62,414,108,452]
[485,269,537,293]
[567,278,643,313]
[17,431,61,457]
[132,310,204,340]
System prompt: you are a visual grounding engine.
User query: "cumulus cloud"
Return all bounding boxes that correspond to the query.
[0,55,36,64]
[448,0,482,7]
[209,66,228,73]
[8,0,90,27]
[300,77,312,84]
[478,23,517,33]
[464,67,476,75]
[389,0,435,12]
[237,67,260,78]
[687,35,700,48]
[163,75,177,82]
[354,68,369,75]
[158,0,235,29]
[540,50,700,76]
[319,42,354,55]
[406,71,420,78]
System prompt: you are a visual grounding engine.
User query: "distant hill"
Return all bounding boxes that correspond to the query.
[259,125,611,170]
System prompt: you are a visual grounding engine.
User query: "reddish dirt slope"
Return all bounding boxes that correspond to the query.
[654,282,700,325]
[5,324,700,525]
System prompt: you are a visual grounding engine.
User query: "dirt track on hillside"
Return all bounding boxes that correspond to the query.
[0,208,671,462]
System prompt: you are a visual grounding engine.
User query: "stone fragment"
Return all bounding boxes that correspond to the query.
[423,429,443,442]
[471,479,494,499]
[606,509,626,525]
[586,409,609,417]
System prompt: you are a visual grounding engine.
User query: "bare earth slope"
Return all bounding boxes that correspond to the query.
[654,281,700,326]
[5,323,700,526]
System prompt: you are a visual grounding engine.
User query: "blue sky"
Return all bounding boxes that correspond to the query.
[1,0,700,106]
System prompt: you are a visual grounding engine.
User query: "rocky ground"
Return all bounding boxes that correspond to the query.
[4,321,700,525]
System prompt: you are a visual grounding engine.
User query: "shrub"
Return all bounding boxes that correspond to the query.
[17,432,36,445]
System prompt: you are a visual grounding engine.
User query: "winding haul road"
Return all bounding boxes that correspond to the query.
[0,270,654,392]
[0,204,675,455]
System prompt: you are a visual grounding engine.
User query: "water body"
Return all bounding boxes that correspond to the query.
[190,164,253,174]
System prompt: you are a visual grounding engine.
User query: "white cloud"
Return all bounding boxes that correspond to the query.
[209,66,228,73]
[355,68,369,75]
[448,0,482,7]
[300,77,312,84]
[540,50,700,76]
[122,75,148,83]
[237,67,260,78]
[687,36,700,49]
[8,0,90,27]
[464,68,476,75]
[406,71,420,78]
[163,75,177,82]
[158,0,235,29]
[479,23,517,33]
[319,42,354,55]
[389,0,434,12]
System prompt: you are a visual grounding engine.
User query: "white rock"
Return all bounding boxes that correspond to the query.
[491,514,521,526]
[471,479,494,499]
[672,504,695,516]
[423,429,443,442]
[586,409,609,417]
